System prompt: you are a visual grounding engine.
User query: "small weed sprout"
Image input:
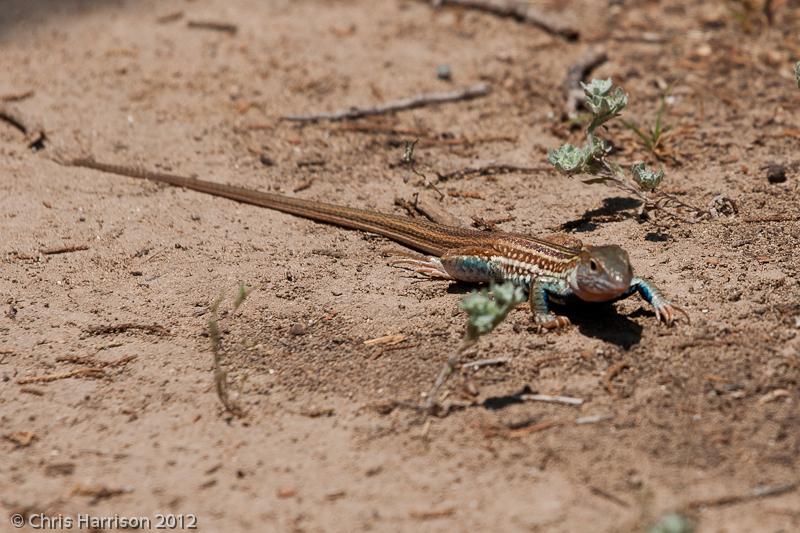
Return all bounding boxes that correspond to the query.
[208,282,251,418]
[622,87,673,158]
[795,61,800,88]
[548,78,712,223]
[424,282,525,413]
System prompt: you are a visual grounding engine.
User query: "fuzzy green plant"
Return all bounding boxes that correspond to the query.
[424,282,525,414]
[460,282,526,341]
[548,78,714,223]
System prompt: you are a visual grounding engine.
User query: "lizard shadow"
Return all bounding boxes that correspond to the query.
[445,283,644,349]
[553,301,644,349]
[557,196,641,233]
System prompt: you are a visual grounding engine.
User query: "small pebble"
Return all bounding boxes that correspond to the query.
[765,164,786,184]
[436,64,452,81]
[289,323,307,336]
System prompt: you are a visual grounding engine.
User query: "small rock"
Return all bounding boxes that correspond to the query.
[289,323,307,336]
[436,64,452,81]
[259,153,274,166]
[764,164,787,184]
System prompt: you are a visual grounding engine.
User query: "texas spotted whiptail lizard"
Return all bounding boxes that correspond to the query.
[68,158,688,329]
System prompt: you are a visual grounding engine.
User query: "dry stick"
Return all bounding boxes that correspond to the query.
[56,355,137,368]
[84,323,167,336]
[741,215,800,223]
[430,0,579,40]
[394,194,468,227]
[17,368,105,385]
[40,244,90,255]
[563,47,608,117]
[208,297,245,418]
[437,163,551,181]
[686,482,798,510]
[0,90,34,102]
[461,357,509,369]
[424,341,475,413]
[520,393,584,406]
[0,103,45,148]
[186,20,238,34]
[282,83,490,122]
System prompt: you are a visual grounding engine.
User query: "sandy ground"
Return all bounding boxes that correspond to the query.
[1,0,800,531]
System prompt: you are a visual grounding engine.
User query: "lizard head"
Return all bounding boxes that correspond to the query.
[570,245,633,302]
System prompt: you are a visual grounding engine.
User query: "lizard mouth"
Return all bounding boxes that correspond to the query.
[573,284,628,302]
[570,267,632,303]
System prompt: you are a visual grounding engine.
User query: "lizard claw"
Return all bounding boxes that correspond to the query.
[654,302,690,326]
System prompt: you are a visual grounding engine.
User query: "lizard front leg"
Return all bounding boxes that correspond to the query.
[529,277,572,330]
[620,276,690,325]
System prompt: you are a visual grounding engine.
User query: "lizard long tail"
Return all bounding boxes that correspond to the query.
[69,158,486,256]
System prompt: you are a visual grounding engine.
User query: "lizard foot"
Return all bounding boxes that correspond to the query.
[654,301,690,326]
[388,256,453,280]
[535,314,572,330]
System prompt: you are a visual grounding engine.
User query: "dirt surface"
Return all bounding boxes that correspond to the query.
[2,1,800,531]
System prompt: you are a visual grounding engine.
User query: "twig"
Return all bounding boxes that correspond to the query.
[741,215,800,223]
[414,197,465,227]
[84,323,167,336]
[156,11,184,24]
[409,507,456,520]
[186,20,238,34]
[363,334,407,347]
[437,162,550,181]
[424,356,460,413]
[292,178,315,193]
[55,355,137,368]
[575,414,613,425]
[461,357,509,369]
[39,244,89,255]
[394,194,467,227]
[504,419,561,437]
[401,139,446,200]
[429,0,579,40]
[589,486,630,508]
[520,393,584,406]
[471,215,515,231]
[17,368,105,385]
[686,482,798,510]
[603,361,630,398]
[282,83,490,122]
[0,103,46,148]
[208,293,245,418]
[0,90,34,102]
[563,47,608,117]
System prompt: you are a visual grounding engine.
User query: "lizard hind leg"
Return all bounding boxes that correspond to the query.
[388,256,454,279]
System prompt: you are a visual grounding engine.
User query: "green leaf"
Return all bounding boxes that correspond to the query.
[460,282,526,340]
[631,162,664,191]
[582,78,628,132]
[548,143,588,175]
[649,514,694,533]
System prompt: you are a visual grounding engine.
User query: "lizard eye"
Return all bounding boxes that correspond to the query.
[589,259,598,271]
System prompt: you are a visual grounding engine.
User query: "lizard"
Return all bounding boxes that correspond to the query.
[66,157,688,329]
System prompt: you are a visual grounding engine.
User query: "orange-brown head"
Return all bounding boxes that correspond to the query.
[569,245,633,302]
